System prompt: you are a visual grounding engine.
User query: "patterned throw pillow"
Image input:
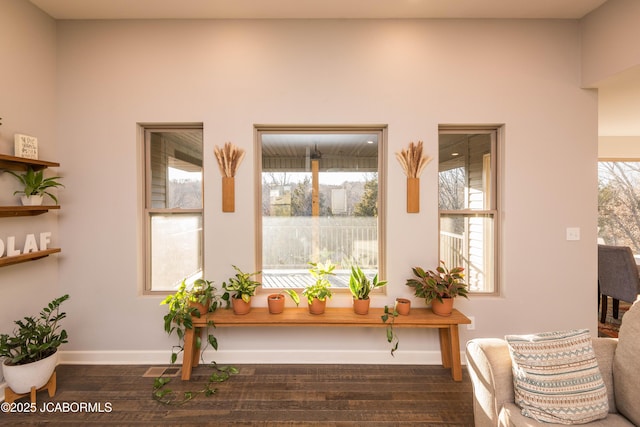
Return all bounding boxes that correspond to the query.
[505,329,609,424]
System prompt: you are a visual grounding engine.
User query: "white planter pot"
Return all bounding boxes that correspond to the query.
[2,351,58,394]
[21,195,44,206]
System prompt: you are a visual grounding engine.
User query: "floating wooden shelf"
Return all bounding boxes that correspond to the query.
[0,154,60,171]
[0,205,61,217]
[0,248,61,267]
[0,154,62,268]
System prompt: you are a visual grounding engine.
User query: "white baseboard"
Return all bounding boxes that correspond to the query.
[58,349,464,366]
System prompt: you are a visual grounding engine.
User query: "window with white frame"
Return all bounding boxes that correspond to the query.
[143,125,203,293]
[438,126,499,294]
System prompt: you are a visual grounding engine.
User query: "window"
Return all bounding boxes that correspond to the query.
[438,126,499,294]
[598,161,640,252]
[143,125,203,292]
[256,126,386,289]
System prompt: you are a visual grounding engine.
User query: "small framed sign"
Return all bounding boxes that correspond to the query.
[14,134,38,159]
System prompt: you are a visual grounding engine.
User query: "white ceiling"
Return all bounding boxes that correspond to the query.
[29,0,607,20]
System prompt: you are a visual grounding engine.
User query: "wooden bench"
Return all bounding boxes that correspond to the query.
[181,307,471,381]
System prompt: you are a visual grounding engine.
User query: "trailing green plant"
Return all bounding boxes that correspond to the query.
[158,278,237,405]
[0,294,70,365]
[381,303,400,356]
[152,362,239,405]
[5,167,64,204]
[161,278,221,364]
[348,265,387,300]
[221,265,261,306]
[405,261,468,304]
[302,261,335,304]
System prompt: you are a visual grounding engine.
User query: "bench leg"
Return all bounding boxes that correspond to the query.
[181,327,196,380]
[448,325,463,381]
[439,326,463,381]
[439,328,452,369]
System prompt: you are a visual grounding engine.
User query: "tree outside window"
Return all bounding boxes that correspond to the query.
[598,162,640,253]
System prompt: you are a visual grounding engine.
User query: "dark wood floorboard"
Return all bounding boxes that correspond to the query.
[1,364,474,426]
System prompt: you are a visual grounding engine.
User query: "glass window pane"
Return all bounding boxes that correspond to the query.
[598,162,640,252]
[259,130,383,289]
[440,213,494,293]
[149,130,203,209]
[439,133,492,210]
[150,213,203,291]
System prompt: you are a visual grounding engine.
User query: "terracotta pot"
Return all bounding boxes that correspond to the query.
[3,350,58,394]
[396,298,411,315]
[267,294,285,314]
[189,299,209,317]
[431,297,454,317]
[353,298,370,315]
[232,297,252,315]
[308,298,326,315]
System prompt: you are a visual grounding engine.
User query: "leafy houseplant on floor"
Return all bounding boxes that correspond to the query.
[405,261,468,316]
[303,261,335,315]
[0,294,70,394]
[348,265,387,315]
[267,289,300,314]
[221,265,261,315]
[5,167,64,206]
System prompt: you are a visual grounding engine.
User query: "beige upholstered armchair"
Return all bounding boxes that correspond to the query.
[465,301,640,426]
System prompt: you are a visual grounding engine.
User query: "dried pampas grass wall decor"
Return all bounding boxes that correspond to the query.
[395,140,431,179]
[214,142,246,178]
[395,141,432,213]
[214,142,246,212]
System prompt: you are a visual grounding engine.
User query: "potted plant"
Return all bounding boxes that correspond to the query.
[405,261,468,316]
[302,261,335,315]
[221,265,261,315]
[348,265,387,315]
[0,294,70,394]
[161,278,221,364]
[267,289,300,314]
[5,167,64,206]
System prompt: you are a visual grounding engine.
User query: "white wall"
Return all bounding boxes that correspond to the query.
[581,0,640,87]
[48,18,598,365]
[0,1,61,335]
[0,1,601,366]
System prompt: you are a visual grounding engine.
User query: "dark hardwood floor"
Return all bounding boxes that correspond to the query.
[2,363,474,426]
